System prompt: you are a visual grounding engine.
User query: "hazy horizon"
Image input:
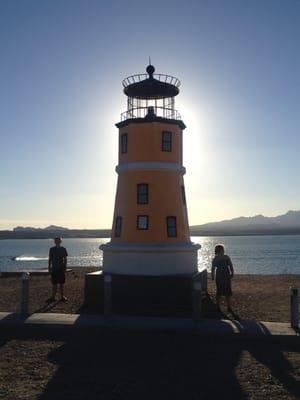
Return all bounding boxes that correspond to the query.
[1,1,299,230]
[2,209,299,231]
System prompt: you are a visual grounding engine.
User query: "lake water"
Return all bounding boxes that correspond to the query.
[0,235,299,274]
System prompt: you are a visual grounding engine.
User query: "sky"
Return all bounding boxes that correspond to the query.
[0,0,299,229]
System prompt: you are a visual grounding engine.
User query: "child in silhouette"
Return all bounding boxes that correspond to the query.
[48,237,68,302]
[211,244,234,312]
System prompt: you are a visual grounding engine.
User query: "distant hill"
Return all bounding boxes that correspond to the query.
[1,226,111,239]
[13,225,69,232]
[190,210,300,236]
[1,210,300,239]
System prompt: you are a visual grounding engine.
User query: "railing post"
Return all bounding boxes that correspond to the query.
[21,272,30,314]
[193,281,202,322]
[290,287,299,330]
[104,274,112,317]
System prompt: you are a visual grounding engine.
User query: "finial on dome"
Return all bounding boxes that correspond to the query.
[146,63,155,77]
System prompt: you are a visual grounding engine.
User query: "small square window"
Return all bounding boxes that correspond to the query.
[115,216,122,237]
[137,215,149,230]
[137,183,149,204]
[166,216,177,237]
[162,131,172,152]
[120,133,128,154]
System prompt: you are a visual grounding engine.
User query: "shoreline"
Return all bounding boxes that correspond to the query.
[2,265,300,276]
[1,232,300,240]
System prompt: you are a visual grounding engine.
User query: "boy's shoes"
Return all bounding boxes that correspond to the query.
[61,296,68,302]
[46,297,56,303]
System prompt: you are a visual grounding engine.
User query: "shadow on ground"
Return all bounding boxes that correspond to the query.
[23,330,298,400]
[40,330,245,399]
[1,318,300,399]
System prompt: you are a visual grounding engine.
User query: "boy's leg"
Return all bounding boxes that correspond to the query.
[52,284,57,299]
[216,295,221,310]
[60,283,68,301]
[60,283,64,299]
[226,295,232,310]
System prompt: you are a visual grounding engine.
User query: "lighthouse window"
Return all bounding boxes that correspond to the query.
[120,133,128,153]
[181,185,186,206]
[137,215,149,230]
[166,216,177,237]
[114,216,122,237]
[137,183,149,204]
[162,131,172,152]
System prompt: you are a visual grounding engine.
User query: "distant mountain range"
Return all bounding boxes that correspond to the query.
[13,225,68,232]
[0,226,111,239]
[1,210,300,239]
[190,210,300,236]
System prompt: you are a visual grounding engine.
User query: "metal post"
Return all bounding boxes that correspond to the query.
[290,287,299,330]
[21,272,30,314]
[104,274,112,317]
[193,281,202,322]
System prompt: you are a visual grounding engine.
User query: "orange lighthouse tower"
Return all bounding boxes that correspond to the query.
[101,64,201,276]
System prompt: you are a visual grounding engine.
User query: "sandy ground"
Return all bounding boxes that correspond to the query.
[0,269,300,399]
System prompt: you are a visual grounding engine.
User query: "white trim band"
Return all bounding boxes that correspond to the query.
[116,162,186,175]
[101,241,200,275]
[100,242,200,253]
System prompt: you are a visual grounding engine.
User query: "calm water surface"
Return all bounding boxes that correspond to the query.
[0,235,299,274]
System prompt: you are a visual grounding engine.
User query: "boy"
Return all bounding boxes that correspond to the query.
[48,237,68,302]
[211,244,234,312]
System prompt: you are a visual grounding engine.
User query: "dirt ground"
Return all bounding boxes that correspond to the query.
[0,331,300,400]
[0,268,299,322]
[0,269,300,399]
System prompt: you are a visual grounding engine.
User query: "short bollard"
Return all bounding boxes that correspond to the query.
[104,274,112,316]
[21,272,30,314]
[193,281,202,322]
[290,287,299,330]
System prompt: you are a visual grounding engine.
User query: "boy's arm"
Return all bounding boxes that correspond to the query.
[227,256,234,278]
[211,259,216,280]
[63,249,68,271]
[63,256,67,271]
[48,250,52,272]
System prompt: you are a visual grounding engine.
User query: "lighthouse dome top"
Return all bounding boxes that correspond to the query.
[122,64,180,100]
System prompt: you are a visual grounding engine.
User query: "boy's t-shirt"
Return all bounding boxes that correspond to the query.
[49,246,68,270]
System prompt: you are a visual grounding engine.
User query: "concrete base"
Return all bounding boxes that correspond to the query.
[1,312,298,340]
[84,271,105,312]
[100,242,201,276]
[84,269,207,317]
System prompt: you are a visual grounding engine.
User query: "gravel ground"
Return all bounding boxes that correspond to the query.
[0,269,300,399]
[0,331,299,400]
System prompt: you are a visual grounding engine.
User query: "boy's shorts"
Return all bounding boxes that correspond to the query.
[51,268,66,284]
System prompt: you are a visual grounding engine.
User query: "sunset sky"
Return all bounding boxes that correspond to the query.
[0,0,299,229]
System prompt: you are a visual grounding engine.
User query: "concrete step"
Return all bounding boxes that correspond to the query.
[0,312,298,340]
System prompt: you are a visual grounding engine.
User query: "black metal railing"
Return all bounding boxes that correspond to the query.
[120,106,181,121]
[122,74,180,89]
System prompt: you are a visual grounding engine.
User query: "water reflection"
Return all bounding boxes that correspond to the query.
[193,235,300,274]
[0,236,300,274]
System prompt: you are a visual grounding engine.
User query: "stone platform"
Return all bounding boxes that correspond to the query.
[84,269,207,317]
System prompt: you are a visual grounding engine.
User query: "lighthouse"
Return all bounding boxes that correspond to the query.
[100,64,201,276]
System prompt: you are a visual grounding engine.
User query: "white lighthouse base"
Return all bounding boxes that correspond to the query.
[100,241,201,276]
